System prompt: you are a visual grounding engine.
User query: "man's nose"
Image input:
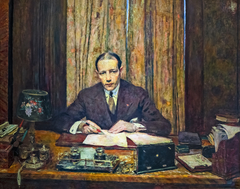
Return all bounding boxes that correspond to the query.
[106,72,111,82]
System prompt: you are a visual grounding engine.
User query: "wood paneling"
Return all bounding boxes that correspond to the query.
[186,0,239,134]
[0,0,9,123]
[12,0,67,123]
[185,0,204,133]
[203,0,238,133]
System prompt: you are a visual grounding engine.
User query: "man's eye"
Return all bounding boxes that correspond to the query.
[99,72,106,75]
[110,70,118,73]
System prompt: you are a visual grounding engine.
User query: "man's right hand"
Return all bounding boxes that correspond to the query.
[80,120,102,134]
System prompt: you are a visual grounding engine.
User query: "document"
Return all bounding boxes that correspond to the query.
[83,130,172,147]
[126,132,172,145]
[83,130,128,147]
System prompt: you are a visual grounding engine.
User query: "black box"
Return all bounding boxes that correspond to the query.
[135,142,176,174]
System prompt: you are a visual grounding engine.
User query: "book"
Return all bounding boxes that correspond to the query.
[212,126,228,152]
[176,154,212,172]
[217,123,240,139]
[207,132,214,145]
[207,123,240,152]
[216,113,239,123]
[0,121,18,138]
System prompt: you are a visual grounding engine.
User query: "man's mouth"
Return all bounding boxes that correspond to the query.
[106,84,113,87]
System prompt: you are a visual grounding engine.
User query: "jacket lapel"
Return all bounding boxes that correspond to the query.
[117,80,133,121]
[93,84,112,127]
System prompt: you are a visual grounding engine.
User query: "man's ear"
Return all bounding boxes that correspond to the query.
[95,70,100,79]
[119,66,123,75]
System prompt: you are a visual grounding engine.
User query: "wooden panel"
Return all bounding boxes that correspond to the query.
[238,0,240,113]
[185,0,204,133]
[0,0,9,123]
[12,0,67,123]
[186,0,240,134]
[144,0,154,99]
[203,0,238,134]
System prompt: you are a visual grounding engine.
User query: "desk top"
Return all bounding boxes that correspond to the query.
[0,130,233,186]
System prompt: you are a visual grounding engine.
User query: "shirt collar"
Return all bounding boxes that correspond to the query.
[104,83,120,97]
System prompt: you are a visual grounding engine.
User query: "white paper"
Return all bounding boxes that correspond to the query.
[83,130,128,147]
[126,132,172,145]
[218,124,240,139]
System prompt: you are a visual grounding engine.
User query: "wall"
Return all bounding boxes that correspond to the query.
[12,0,67,125]
[0,0,10,124]
[186,0,240,134]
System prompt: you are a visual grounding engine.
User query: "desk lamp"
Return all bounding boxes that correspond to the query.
[16,89,51,169]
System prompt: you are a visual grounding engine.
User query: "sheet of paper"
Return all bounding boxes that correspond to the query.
[126,132,172,145]
[83,130,128,147]
[218,124,240,139]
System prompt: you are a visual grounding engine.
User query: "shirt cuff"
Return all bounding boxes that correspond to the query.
[69,121,83,134]
[130,118,146,131]
[133,123,146,131]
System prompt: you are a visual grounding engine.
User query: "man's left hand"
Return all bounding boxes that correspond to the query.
[108,120,136,134]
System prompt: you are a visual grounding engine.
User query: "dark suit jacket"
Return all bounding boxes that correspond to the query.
[54,79,171,136]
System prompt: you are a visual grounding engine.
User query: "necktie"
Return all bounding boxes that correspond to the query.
[108,91,116,114]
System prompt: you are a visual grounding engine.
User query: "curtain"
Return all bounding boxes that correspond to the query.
[66,0,184,134]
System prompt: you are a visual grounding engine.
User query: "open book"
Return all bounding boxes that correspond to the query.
[176,154,212,172]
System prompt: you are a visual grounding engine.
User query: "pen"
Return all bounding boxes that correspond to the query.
[10,120,24,145]
[84,122,104,134]
[21,129,28,142]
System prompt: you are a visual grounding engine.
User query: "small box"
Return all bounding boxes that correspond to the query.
[0,142,14,168]
[135,142,176,174]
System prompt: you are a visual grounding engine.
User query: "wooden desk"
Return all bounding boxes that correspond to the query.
[0,131,237,189]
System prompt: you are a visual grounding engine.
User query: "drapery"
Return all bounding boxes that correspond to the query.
[66,0,184,134]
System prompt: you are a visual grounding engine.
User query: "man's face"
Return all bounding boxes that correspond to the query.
[96,59,122,91]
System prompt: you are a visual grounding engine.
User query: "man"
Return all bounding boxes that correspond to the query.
[54,52,171,136]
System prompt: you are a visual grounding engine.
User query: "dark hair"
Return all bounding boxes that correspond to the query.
[95,51,122,71]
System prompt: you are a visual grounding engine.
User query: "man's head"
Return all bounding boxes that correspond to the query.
[95,52,123,91]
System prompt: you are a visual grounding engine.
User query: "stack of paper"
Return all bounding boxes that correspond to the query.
[83,130,128,147]
[83,130,172,147]
[125,132,172,145]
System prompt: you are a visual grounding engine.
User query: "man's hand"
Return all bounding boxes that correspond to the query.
[108,120,136,134]
[81,120,102,134]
